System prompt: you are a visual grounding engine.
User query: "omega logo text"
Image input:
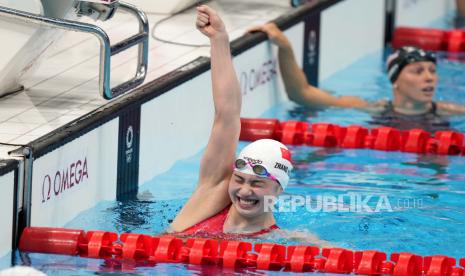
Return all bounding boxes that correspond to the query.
[126,125,134,163]
[307,30,317,66]
[240,58,277,96]
[41,157,89,203]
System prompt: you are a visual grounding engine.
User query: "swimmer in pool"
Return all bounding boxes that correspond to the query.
[169,5,331,246]
[249,23,465,133]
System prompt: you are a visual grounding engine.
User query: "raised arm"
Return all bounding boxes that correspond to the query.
[196,6,241,187]
[250,23,370,110]
[170,6,241,231]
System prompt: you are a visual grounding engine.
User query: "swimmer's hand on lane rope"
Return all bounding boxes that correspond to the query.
[196,5,227,39]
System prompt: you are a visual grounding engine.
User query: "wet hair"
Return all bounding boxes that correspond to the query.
[387,46,437,83]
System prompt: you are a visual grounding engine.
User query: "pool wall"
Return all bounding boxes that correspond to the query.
[0,160,18,265]
[0,0,457,264]
[394,0,455,27]
[319,0,385,82]
[30,121,119,227]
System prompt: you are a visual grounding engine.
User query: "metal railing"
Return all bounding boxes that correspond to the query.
[0,1,149,99]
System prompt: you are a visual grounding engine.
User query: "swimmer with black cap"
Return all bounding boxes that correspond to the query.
[387,46,437,83]
[169,5,330,245]
[249,24,465,132]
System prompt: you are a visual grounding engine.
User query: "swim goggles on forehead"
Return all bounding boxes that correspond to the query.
[234,159,279,183]
[400,48,437,64]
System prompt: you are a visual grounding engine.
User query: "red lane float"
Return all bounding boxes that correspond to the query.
[186,238,218,265]
[19,227,465,275]
[240,118,465,156]
[286,245,319,272]
[354,250,387,275]
[219,241,252,268]
[392,27,465,52]
[402,129,431,154]
[86,230,118,258]
[321,248,354,273]
[239,118,281,141]
[391,253,423,276]
[423,256,456,276]
[150,236,184,263]
[280,121,309,145]
[119,233,154,260]
[341,125,368,149]
[19,227,87,256]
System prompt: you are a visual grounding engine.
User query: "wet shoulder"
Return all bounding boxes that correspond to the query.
[261,229,335,248]
[436,101,465,116]
[363,99,389,115]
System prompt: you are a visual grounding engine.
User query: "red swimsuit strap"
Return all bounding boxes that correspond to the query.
[179,205,279,238]
[180,205,231,235]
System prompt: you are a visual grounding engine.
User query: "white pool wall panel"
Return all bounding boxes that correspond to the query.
[319,0,385,83]
[395,0,456,27]
[0,171,14,259]
[30,119,119,227]
[139,72,214,183]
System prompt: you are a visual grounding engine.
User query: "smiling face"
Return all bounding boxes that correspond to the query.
[394,61,438,104]
[228,171,282,218]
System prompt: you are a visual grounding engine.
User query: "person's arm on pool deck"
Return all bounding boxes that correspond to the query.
[170,6,241,232]
[249,23,371,111]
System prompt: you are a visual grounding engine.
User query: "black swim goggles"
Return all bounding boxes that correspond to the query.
[234,159,278,182]
[387,46,437,83]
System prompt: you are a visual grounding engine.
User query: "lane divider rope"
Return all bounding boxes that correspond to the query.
[19,227,465,275]
[392,27,465,53]
[240,118,465,156]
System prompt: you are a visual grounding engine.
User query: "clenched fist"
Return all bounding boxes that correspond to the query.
[196,5,227,40]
